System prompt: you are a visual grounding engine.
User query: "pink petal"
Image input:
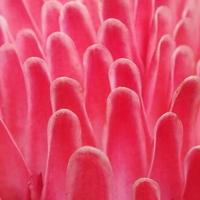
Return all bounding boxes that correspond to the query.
[26,174,43,200]
[182,146,200,200]
[182,0,200,27]
[22,0,43,29]
[133,0,155,61]
[0,120,30,199]
[84,44,112,146]
[133,178,160,200]
[41,0,62,40]
[0,44,27,151]
[155,0,186,19]
[147,6,173,67]
[148,112,183,199]
[81,0,101,31]
[0,0,39,37]
[23,57,52,175]
[65,146,113,200]
[172,45,195,90]
[51,77,95,146]
[106,87,148,200]
[98,18,132,60]
[173,17,199,55]
[60,1,96,57]
[109,59,151,148]
[0,16,12,45]
[46,32,83,83]
[196,60,200,76]
[16,29,44,62]
[42,109,81,200]
[109,58,142,96]
[170,76,200,157]
[145,35,175,128]
[102,0,132,29]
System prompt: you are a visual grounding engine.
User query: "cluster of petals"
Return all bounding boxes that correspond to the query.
[0,0,200,199]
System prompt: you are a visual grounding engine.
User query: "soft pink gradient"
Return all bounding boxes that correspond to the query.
[0,0,199,199]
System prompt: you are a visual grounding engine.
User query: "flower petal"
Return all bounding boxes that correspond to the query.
[42,109,81,200]
[22,0,43,29]
[101,0,143,70]
[60,1,96,57]
[170,76,200,156]
[84,44,112,146]
[81,0,101,31]
[24,57,52,174]
[26,174,43,200]
[149,112,183,199]
[65,146,113,200]
[109,58,142,96]
[145,35,175,128]
[182,146,200,200]
[46,32,83,83]
[106,87,148,200]
[133,178,160,200]
[16,29,44,62]
[133,0,155,60]
[0,0,39,37]
[147,6,173,67]
[0,120,30,199]
[98,18,132,60]
[172,45,195,90]
[41,0,62,40]
[102,0,132,29]
[173,17,199,55]
[51,77,95,146]
[0,16,12,45]
[0,44,27,151]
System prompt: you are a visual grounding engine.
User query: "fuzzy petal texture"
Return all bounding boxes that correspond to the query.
[98,18,132,60]
[42,109,81,200]
[46,32,83,83]
[182,146,200,200]
[0,44,27,151]
[106,87,148,200]
[60,1,96,57]
[84,44,112,146]
[0,120,30,200]
[24,57,52,174]
[51,77,95,146]
[65,146,113,200]
[133,178,161,200]
[170,76,200,156]
[149,112,183,199]
[41,0,62,40]
[16,29,44,62]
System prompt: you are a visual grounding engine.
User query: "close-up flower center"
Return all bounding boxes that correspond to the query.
[0,0,199,199]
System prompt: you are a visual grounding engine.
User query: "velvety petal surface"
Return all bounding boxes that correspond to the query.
[60,1,96,57]
[46,32,83,83]
[65,146,113,200]
[42,109,81,200]
[16,29,44,62]
[182,146,200,200]
[84,44,112,146]
[170,76,200,156]
[133,178,160,200]
[0,120,30,200]
[0,44,27,151]
[51,77,95,146]
[24,57,52,174]
[106,87,148,200]
[149,112,183,199]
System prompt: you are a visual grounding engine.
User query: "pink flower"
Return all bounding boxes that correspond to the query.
[0,0,199,199]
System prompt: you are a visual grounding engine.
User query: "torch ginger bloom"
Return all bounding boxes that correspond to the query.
[0,0,200,199]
